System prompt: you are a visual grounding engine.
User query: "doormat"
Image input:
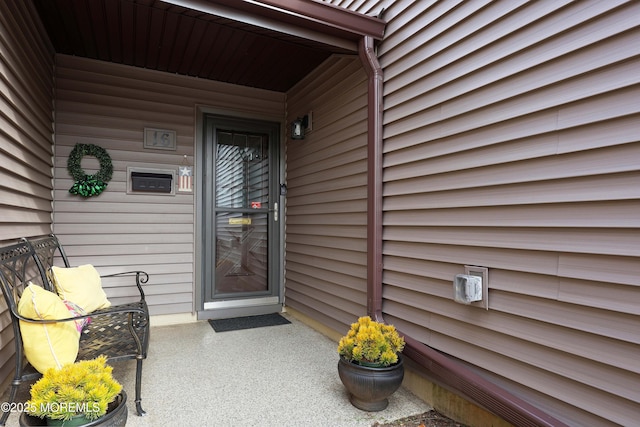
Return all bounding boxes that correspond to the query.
[208,313,291,332]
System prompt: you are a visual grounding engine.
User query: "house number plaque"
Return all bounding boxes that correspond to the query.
[144,127,177,151]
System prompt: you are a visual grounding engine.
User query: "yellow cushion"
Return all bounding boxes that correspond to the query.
[17,284,80,373]
[50,264,111,313]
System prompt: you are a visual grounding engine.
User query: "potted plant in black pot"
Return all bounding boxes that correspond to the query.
[337,316,406,411]
[21,356,127,426]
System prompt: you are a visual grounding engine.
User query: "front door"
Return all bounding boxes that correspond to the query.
[201,115,282,318]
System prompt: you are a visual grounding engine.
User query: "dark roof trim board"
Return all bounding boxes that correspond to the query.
[243,0,386,39]
[168,0,385,51]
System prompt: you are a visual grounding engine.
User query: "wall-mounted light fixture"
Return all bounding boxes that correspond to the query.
[291,115,309,140]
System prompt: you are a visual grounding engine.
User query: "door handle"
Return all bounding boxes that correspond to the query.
[274,202,278,222]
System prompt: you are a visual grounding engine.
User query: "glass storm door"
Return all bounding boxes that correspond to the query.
[202,115,281,314]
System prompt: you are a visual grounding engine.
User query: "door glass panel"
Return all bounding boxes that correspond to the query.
[215,132,269,209]
[215,212,268,294]
[214,130,269,297]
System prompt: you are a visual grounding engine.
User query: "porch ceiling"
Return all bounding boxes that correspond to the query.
[32,0,384,92]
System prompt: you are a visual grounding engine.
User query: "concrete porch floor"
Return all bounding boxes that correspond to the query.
[4,312,430,426]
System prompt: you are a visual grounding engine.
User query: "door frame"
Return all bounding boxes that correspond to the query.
[195,107,285,320]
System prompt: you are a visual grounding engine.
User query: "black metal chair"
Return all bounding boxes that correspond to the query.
[0,235,150,426]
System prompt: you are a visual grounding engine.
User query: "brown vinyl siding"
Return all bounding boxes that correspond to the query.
[322,1,640,426]
[375,1,639,426]
[53,54,285,316]
[284,55,369,334]
[0,0,54,239]
[0,0,54,390]
[324,0,392,15]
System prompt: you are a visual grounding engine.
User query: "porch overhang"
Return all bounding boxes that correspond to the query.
[33,0,386,92]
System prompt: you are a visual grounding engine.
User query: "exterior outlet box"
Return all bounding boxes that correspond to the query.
[466,265,489,309]
[453,266,489,309]
[453,274,483,304]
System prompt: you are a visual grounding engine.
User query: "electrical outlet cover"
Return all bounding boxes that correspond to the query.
[453,274,482,304]
[464,266,489,309]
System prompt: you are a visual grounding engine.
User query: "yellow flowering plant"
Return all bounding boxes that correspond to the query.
[337,316,405,367]
[26,355,122,422]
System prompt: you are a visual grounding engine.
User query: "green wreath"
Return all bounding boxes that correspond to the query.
[67,143,113,197]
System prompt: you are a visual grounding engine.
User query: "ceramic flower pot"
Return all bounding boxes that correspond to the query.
[338,355,404,411]
[19,391,127,427]
[46,414,91,426]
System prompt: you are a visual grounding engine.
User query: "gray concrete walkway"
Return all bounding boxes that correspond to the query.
[4,312,430,426]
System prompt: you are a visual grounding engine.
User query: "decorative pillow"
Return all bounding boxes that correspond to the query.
[62,300,91,333]
[17,284,80,373]
[50,264,111,313]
